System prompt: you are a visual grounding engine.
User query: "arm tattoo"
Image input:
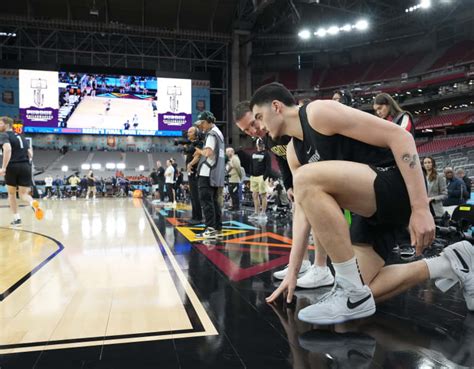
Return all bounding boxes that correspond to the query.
[402,153,418,169]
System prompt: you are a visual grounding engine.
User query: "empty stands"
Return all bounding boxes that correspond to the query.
[417,135,474,155]
[430,40,474,70]
[416,111,474,130]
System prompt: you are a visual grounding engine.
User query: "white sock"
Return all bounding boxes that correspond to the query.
[315,265,329,272]
[332,256,364,288]
[14,213,20,220]
[424,254,457,281]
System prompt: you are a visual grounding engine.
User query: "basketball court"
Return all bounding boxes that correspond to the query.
[65,97,157,130]
[1,198,474,368]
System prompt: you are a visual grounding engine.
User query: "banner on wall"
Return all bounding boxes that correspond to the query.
[19,69,59,128]
[157,77,192,131]
[0,69,19,120]
[192,80,211,123]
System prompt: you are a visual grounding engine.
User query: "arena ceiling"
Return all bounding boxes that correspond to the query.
[0,0,471,39]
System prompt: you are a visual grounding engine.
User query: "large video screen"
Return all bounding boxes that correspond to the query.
[19,70,200,137]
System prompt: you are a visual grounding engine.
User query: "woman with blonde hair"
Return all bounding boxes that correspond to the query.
[423,156,447,217]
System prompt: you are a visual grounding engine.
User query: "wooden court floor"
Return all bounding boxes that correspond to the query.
[0,198,216,355]
[67,96,157,130]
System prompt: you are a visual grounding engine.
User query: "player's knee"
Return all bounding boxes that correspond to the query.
[294,165,324,197]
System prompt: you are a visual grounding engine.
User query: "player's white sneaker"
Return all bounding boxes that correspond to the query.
[273,259,311,280]
[296,265,334,289]
[298,277,375,325]
[435,241,474,310]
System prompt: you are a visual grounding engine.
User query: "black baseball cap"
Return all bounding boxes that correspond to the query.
[194,111,216,125]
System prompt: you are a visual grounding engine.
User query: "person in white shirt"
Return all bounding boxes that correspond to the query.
[164,159,176,205]
[44,175,53,198]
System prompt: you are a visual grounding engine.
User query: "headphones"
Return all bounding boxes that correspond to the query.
[334,89,353,107]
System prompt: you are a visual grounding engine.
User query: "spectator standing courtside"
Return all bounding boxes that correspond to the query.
[44,174,53,198]
[185,126,203,225]
[149,168,160,202]
[443,167,467,206]
[194,111,225,239]
[422,157,447,217]
[164,159,176,206]
[226,147,243,211]
[156,161,165,201]
[456,168,472,203]
[373,93,415,136]
[69,173,80,200]
[249,138,272,220]
[85,170,97,200]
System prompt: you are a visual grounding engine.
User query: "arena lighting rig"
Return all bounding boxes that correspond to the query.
[298,19,368,39]
[298,0,455,40]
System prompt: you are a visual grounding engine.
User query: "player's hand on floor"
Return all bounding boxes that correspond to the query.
[266,272,297,304]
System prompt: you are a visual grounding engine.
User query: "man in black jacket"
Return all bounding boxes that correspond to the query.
[185,126,204,224]
[456,167,471,203]
[444,167,467,206]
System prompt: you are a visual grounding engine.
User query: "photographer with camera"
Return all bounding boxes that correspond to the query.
[194,111,225,239]
[183,126,204,225]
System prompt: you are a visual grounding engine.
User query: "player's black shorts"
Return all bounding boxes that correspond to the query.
[5,162,32,187]
[350,165,412,261]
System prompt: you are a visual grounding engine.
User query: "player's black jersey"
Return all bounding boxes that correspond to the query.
[0,131,30,164]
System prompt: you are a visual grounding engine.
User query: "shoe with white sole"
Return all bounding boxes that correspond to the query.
[296,265,335,289]
[298,277,375,325]
[196,227,219,239]
[273,259,311,280]
[434,241,474,311]
[298,330,375,368]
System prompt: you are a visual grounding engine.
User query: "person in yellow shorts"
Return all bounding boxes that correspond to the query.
[69,173,81,200]
[249,139,271,220]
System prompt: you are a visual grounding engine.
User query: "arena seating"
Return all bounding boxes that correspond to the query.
[416,111,474,130]
[430,40,474,70]
[55,151,90,170]
[32,150,62,170]
[278,70,298,90]
[319,62,369,88]
[417,135,474,155]
[125,152,149,170]
[90,151,125,168]
[261,41,473,91]
[152,152,185,170]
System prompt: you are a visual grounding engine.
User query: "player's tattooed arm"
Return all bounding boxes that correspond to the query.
[402,153,418,169]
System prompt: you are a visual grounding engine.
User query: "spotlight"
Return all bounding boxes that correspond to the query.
[327,26,340,35]
[298,29,311,39]
[106,163,116,169]
[315,28,327,37]
[355,20,368,31]
[341,24,351,32]
[138,165,145,171]
[117,163,126,169]
[91,163,101,170]
[81,164,91,170]
[61,165,68,172]
[420,0,431,9]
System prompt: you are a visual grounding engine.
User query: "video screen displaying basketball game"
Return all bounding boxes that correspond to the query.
[18,69,201,137]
